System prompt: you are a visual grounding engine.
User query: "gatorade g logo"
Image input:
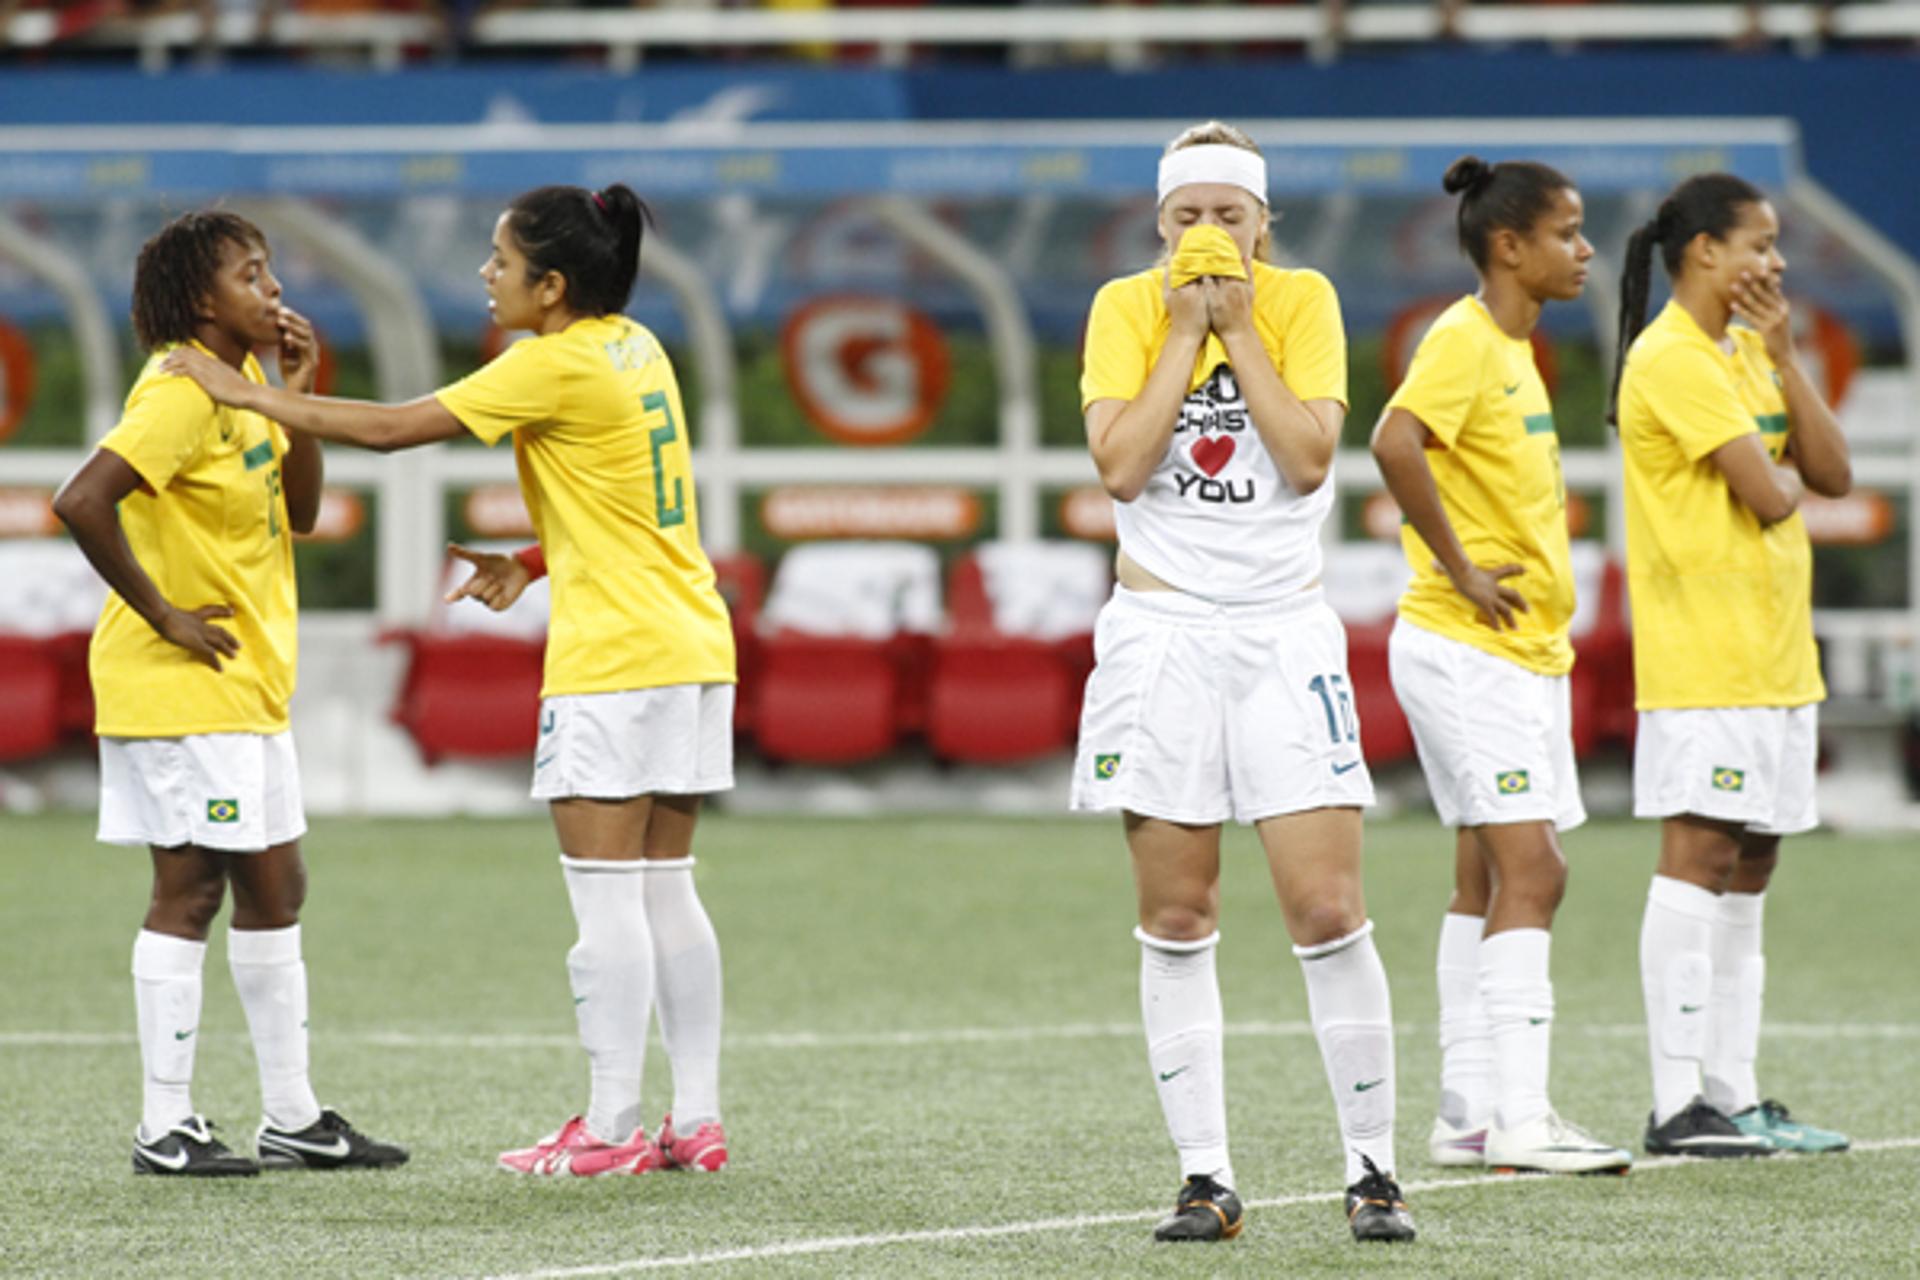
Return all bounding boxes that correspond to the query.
[782,296,951,446]
[1094,754,1122,780]
[1712,767,1746,793]
[1495,770,1531,795]
[207,799,240,823]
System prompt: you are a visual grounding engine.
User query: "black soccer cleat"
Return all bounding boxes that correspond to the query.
[1644,1097,1774,1158]
[1152,1173,1244,1242]
[257,1107,409,1170]
[1345,1154,1416,1243]
[132,1115,260,1177]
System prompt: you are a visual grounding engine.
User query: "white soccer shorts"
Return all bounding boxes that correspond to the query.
[1633,704,1818,835]
[1389,618,1585,832]
[98,731,306,852]
[531,684,736,801]
[1070,585,1375,826]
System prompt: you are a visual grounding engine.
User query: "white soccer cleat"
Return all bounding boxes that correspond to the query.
[1427,1113,1487,1167]
[1486,1110,1632,1175]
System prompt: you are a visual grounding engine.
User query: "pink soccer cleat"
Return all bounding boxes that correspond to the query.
[497,1115,667,1177]
[658,1114,728,1172]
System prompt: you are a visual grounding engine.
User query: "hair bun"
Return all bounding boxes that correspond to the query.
[1443,155,1495,196]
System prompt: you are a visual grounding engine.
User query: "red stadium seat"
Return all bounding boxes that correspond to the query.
[710,553,766,735]
[0,635,62,762]
[751,542,942,764]
[383,631,544,763]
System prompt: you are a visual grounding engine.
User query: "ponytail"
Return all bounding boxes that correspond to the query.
[504,182,652,316]
[1607,210,1668,427]
[1607,172,1767,427]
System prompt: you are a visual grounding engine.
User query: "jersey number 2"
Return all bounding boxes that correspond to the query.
[642,389,688,529]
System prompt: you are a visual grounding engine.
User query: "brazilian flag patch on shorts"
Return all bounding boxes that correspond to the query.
[207,799,240,824]
[1495,770,1531,795]
[1711,767,1746,793]
[1093,753,1122,780]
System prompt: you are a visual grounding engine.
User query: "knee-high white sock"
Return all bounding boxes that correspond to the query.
[1138,928,1233,1190]
[1296,921,1397,1186]
[1480,928,1554,1131]
[1436,912,1492,1129]
[229,924,321,1132]
[132,930,206,1141]
[642,857,723,1128]
[1703,891,1765,1116]
[561,856,653,1142]
[1641,875,1720,1125]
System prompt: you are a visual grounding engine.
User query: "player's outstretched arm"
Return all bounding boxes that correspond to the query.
[161,345,465,453]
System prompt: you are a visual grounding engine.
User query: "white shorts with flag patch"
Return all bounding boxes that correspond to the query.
[1389,618,1585,831]
[532,684,735,801]
[1070,585,1374,825]
[1633,704,1818,835]
[98,731,305,851]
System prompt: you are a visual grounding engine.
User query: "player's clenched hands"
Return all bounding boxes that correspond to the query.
[162,345,259,410]
[445,543,532,613]
[1446,560,1530,632]
[156,603,241,671]
[1731,271,1794,367]
[275,305,321,395]
[1202,276,1255,340]
[1163,273,1210,342]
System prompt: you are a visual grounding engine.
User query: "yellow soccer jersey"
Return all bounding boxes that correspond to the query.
[1618,301,1822,709]
[1080,262,1347,411]
[1387,296,1575,676]
[90,345,298,736]
[436,315,735,697]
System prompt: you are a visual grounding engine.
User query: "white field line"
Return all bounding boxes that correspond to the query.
[6,1019,1920,1050]
[473,1137,1920,1280]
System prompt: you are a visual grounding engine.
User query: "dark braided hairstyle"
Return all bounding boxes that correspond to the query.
[1441,154,1576,272]
[504,183,650,317]
[1607,172,1767,425]
[130,210,267,352]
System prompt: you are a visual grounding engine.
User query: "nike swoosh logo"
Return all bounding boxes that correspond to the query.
[1679,1004,1703,1014]
[174,1029,195,1041]
[1528,1017,1548,1026]
[573,995,588,1005]
[1354,1078,1385,1092]
[1158,1067,1190,1083]
[1503,383,1521,396]
[266,1133,352,1159]
[536,756,557,769]
[1331,760,1361,775]
[141,1144,191,1172]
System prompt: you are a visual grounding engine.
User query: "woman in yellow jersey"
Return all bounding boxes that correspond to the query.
[1372,156,1630,1176]
[1611,173,1852,1158]
[54,211,408,1177]
[1073,121,1414,1245]
[166,184,736,1178]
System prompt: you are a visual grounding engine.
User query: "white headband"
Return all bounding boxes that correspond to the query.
[1156,144,1268,206]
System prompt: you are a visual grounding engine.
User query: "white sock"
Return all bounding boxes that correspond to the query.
[643,857,723,1128]
[1435,912,1492,1129]
[132,930,206,1141]
[1138,928,1233,1190]
[1480,928,1554,1131]
[1296,921,1397,1186]
[1641,875,1720,1125]
[229,924,321,1132]
[1703,891,1765,1116]
[561,856,654,1142]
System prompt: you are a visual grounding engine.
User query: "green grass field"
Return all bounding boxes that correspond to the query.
[2,812,1916,1278]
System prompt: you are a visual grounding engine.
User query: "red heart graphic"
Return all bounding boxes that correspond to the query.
[1190,435,1236,477]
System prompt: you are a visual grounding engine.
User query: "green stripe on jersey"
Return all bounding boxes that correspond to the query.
[1755,412,1788,435]
[1523,413,1556,436]
[242,440,275,470]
